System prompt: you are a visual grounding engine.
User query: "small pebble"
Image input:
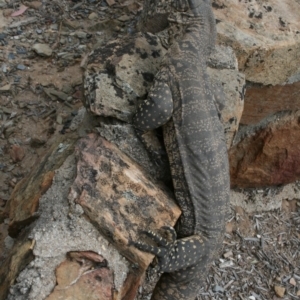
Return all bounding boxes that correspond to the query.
[289,277,296,286]
[212,285,224,293]
[17,64,26,70]
[219,260,234,268]
[274,285,285,298]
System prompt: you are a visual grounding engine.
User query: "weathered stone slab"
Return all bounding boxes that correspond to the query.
[241,81,300,125]
[7,154,138,300]
[71,134,181,270]
[214,0,300,85]
[6,135,77,237]
[0,228,34,300]
[83,32,167,122]
[229,110,300,188]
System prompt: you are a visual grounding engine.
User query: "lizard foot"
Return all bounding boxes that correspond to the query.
[129,226,204,273]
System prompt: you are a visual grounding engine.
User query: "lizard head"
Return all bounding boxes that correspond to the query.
[169,0,216,55]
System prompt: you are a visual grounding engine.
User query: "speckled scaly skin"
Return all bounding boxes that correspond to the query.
[131,1,230,299]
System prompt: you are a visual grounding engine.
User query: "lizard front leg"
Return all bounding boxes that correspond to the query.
[132,67,173,166]
[133,67,173,131]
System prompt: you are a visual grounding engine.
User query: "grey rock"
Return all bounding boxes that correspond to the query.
[17,64,26,70]
[32,43,53,57]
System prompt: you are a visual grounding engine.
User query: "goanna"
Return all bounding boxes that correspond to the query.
[131,0,230,299]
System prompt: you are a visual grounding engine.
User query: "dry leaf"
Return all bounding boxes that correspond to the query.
[11,5,28,17]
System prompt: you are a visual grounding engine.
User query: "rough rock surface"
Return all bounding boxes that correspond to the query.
[83,33,167,123]
[230,110,300,188]
[6,154,131,300]
[45,252,114,300]
[6,135,77,238]
[230,182,300,213]
[214,0,300,85]
[241,81,300,125]
[0,228,34,300]
[83,35,245,148]
[71,133,181,270]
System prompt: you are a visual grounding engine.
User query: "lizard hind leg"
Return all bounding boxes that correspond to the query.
[130,227,207,274]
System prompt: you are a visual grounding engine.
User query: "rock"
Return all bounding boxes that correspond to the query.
[75,31,88,39]
[84,34,245,148]
[88,12,98,20]
[25,1,42,9]
[9,145,25,162]
[106,0,115,6]
[289,277,296,286]
[230,182,300,213]
[71,134,181,270]
[229,110,300,188]
[6,154,138,300]
[223,251,233,258]
[214,0,300,85]
[0,83,11,93]
[219,260,234,268]
[118,15,131,22]
[241,81,300,125]
[274,285,285,298]
[0,228,34,300]
[83,32,167,122]
[45,252,114,300]
[17,64,26,70]
[32,43,53,57]
[212,285,224,293]
[6,135,77,237]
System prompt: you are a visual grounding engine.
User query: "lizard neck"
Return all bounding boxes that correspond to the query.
[167,0,217,57]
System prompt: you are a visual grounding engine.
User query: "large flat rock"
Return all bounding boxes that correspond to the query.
[214,0,300,85]
[71,134,181,270]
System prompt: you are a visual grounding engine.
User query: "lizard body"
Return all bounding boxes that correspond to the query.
[132,1,230,298]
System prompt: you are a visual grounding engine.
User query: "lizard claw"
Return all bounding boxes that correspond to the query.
[140,226,177,246]
[129,226,180,272]
[129,228,205,273]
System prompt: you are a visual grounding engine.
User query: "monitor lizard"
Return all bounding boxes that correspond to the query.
[130,0,230,299]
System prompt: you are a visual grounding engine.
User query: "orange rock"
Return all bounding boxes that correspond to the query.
[274,285,285,298]
[46,252,114,300]
[241,81,300,125]
[7,135,77,237]
[230,110,300,188]
[9,145,25,162]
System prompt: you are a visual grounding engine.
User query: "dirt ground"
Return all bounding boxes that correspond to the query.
[0,0,299,299]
